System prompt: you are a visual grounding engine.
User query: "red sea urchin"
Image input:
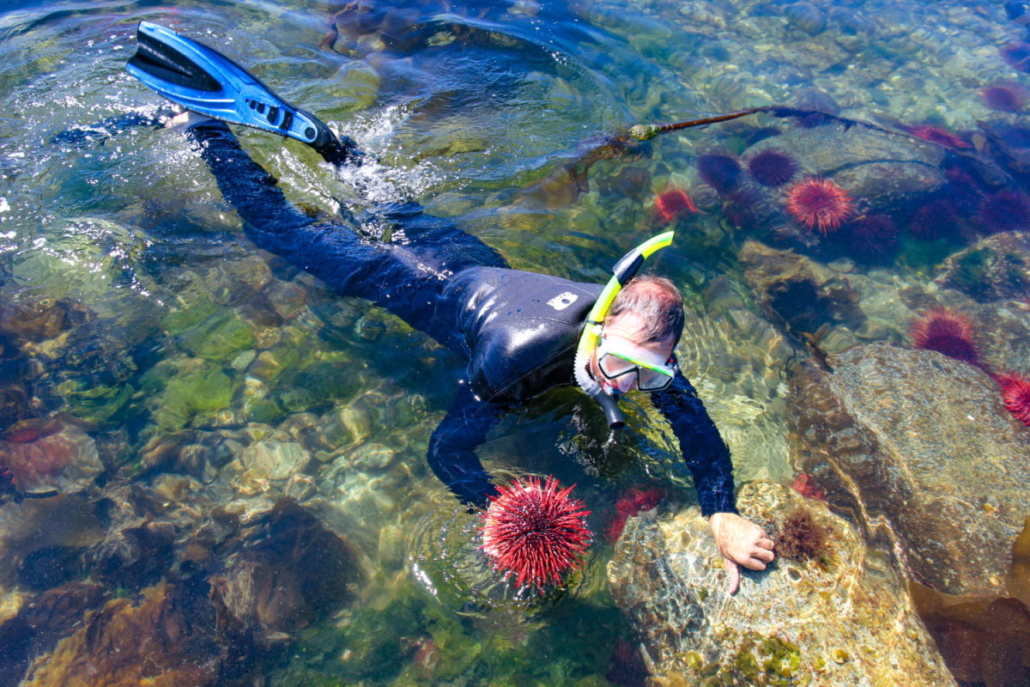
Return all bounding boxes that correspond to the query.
[479,476,592,592]
[908,125,971,149]
[910,308,982,367]
[748,149,798,187]
[785,177,855,233]
[996,373,1030,427]
[654,187,697,224]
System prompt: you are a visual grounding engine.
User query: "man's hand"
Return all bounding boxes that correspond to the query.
[709,512,775,594]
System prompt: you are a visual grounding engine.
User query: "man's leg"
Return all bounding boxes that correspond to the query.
[188,120,502,346]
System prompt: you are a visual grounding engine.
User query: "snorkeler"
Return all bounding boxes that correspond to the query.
[121,21,774,593]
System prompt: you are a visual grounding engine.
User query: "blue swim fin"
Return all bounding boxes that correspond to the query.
[126,21,358,166]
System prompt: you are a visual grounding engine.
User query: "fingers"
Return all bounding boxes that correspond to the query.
[724,558,740,595]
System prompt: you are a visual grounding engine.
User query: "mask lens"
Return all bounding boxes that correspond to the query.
[637,366,674,391]
[599,352,637,379]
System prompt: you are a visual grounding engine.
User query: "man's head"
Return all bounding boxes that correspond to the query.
[605,274,685,344]
[591,275,684,394]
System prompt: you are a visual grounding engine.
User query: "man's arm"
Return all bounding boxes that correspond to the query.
[649,372,737,516]
[650,371,775,593]
[427,386,505,510]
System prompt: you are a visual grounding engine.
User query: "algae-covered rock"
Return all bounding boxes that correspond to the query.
[935,230,1030,302]
[8,218,149,309]
[607,481,955,686]
[143,360,235,432]
[209,500,364,640]
[176,311,255,362]
[788,345,1030,596]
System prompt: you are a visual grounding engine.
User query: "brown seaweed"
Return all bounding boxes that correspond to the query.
[776,506,830,561]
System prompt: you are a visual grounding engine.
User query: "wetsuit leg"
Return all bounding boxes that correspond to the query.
[188,121,504,349]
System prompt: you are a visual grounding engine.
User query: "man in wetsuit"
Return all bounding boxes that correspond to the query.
[117,22,774,593]
[180,116,773,592]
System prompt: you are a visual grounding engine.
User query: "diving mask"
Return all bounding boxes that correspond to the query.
[596,335,678,392]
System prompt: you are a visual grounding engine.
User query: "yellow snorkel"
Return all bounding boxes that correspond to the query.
[573,230,676,429]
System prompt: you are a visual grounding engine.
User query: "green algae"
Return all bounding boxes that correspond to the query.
[945,246,993,298]
[162,294,220,336]
[141,361,235,432]
[678,632,803,687]
[276,361,366,412]
[56,379,136,425]
[176,312,255,362]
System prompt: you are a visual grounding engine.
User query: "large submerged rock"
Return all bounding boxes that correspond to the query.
[740,240,864,338]
[607,481,954,686]
[788,344,1030,596]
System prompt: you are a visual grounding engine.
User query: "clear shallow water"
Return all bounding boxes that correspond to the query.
[0,0,1028,684]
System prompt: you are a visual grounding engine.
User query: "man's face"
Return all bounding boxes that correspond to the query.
[592,313,676,394]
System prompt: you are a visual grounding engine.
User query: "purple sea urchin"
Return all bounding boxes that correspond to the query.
[748,149,798,187]
[980,189,1030,233]
[842,214,900,261]
[909,198,960,240]
[697,154,742,195]
[982,83,1029,112]
[1001,41,1030,72]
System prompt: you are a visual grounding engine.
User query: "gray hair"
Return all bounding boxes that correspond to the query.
[605,274,685,345]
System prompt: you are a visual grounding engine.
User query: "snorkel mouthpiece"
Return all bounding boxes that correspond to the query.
[573,231,675,430]
[597,393,625,430]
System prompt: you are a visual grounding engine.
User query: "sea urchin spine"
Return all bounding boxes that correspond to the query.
[785,177,855,233]
[479,475,592,593]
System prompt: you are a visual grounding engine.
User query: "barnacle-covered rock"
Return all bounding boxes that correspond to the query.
[788,345,1030,596]
[607,481,955,686]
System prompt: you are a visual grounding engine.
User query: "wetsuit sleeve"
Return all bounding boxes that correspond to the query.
[427,386,505,510]
[649,371,738,517]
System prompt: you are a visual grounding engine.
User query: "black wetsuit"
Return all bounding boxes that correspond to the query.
[190,121,737,515]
